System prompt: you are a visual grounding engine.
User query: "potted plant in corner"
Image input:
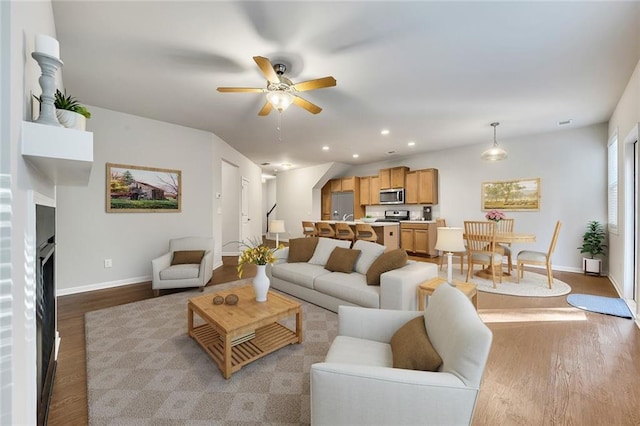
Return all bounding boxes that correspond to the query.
[34,89,91,131]
[578,220,607,276]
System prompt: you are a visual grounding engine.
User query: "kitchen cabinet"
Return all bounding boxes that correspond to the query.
[400,222,437,257]
[331,176,358,193]
[321,182,332,220]
[359,175,380,205]
[405,168,439,204]
[379,166,409,189]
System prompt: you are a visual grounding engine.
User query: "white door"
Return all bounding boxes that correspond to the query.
[241,177,250,243]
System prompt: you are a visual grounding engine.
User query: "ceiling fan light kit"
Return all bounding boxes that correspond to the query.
[217,56,336,116]
[481,122,508,161]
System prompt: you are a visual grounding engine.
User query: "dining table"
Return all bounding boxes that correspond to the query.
[465,232,536,279]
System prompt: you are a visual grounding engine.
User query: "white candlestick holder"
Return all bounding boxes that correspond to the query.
[31,51,63,127]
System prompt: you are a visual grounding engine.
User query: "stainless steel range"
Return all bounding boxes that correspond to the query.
[376,210,410,222]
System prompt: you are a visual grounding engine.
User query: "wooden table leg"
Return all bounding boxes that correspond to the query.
[187,303,194,337]
[471,291,478,309]
[296,308,303,343]
[223,333,232,379]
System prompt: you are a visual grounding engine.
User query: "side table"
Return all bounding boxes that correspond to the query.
[417,277,478,310]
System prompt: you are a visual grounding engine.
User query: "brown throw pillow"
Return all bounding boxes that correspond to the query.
[171,250,205,265]
[324,247,361,273]
[288,237,319,263]
[390,316,442,371]
[365,248,408,285]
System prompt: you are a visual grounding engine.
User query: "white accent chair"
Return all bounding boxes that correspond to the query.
[311,284,493,426]
[151,237,214,296]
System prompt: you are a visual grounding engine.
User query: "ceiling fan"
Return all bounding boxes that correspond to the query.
[217,56,336,115]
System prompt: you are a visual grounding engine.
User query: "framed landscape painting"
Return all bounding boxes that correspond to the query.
[106,163,181,213]
[482,178,540,211]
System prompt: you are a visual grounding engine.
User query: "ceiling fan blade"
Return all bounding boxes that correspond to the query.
[293,95,322,114]
[217,87,265,93]
[253,56,280,84]
[292,76,337,92]
[258,101,273,116]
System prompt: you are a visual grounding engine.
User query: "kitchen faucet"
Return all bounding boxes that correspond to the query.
[343,213,354,221]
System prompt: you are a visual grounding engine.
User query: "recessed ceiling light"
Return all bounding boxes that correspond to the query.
[380,129,390,135]
[558,119,573,126]
[408,141,415,147]
[352,154,359,158]
[322,146,329,151]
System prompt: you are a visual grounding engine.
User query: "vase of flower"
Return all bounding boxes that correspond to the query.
[485,209,506,222]
[253,265,270,302]
[236,236,283,302]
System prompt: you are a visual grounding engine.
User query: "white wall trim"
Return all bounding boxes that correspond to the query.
[56,260,225,296]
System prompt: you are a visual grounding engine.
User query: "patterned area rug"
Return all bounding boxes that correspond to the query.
[438,267,571,297]
[85,280,337,425]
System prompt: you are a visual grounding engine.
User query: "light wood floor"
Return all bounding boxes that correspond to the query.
[47,255,640,425]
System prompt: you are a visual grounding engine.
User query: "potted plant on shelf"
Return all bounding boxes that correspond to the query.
[578,220,607,276]
[34,89,91,131]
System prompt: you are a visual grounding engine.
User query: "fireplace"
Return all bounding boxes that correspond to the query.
[36,204,56,426]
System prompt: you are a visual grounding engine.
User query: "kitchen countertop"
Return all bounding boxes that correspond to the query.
[400,220,437,224]
[315,220,400,227]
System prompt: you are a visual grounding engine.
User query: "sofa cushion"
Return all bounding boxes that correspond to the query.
[287,237,319,263]
[314,273,380,308]
[308,237,352,266]
[324,335,392,368]
[171,250,205,265]
[366,248,408,286]
[160,264,200,280]
[325,247,361,273]
[390,316,442,371]
[352,240,386,274]
[271,262,330,289]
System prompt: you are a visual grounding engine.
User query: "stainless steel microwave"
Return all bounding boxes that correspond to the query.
[379,188,405,205]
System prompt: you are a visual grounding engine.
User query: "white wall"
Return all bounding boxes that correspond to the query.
[263,178,276,235]
[56,106,214,293]
[609,58,640,308]
[4,1,59,424]
[281,124,608,272]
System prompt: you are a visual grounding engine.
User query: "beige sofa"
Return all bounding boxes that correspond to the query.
[267,237,437,313]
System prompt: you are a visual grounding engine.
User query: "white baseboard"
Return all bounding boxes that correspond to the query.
[56,275,153,296]
[56,260,226,296]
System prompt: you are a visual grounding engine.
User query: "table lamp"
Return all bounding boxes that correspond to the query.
[435,227,466,286]
[270,220,286,247]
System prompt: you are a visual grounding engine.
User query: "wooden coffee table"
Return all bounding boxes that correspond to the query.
[187,284,302,379]
[417,277,478,310]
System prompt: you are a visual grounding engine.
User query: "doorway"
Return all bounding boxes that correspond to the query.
[241,177,250,243]
[221,160,240,255]
[623,126,638,309]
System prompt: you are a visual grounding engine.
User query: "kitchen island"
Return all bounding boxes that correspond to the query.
[312,220,400,250]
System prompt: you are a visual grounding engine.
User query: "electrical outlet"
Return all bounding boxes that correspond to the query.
[104,259,112,268]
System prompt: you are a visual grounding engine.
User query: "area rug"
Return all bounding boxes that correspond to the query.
[567,293,634,319]
[85,280,337,425]
[438,268,571,297]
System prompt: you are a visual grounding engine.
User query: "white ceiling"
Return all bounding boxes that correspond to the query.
[52,1,640,174]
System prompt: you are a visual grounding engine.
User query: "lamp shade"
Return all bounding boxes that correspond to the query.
[270,219,286,234]
[266,90,294,112]
[435,227,465,252]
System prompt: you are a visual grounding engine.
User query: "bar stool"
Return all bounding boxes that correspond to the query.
[316,222,336,238]
[355,223,377,242]
[302,221,318,237]
[334,222,355,243]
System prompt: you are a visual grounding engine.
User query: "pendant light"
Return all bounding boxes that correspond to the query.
[481,122,508,161]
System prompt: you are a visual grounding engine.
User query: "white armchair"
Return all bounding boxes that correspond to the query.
[151,237,214,296]
[311,284,493,426]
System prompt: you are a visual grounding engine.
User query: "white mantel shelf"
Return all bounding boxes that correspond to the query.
[21,121,93,186]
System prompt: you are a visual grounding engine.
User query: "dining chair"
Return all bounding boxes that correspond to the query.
[302,221,318,237]
[436,218,466,273]
[355,223,378,242]
[316,222,336,238]
[516,221,562,288]
[334,222,355,243]
[464,221,503,288]
[495,218,515,273]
